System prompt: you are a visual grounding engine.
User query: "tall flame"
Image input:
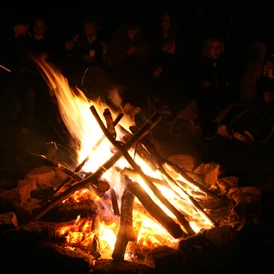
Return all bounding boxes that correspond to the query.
[36,60,214,258]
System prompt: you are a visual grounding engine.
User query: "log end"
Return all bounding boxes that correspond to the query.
[97,180,110,193]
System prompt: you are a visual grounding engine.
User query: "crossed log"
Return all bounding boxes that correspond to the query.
[26,111,162,224]
[25,105,223,261]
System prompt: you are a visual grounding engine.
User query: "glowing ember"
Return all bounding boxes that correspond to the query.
[35,59,214,259]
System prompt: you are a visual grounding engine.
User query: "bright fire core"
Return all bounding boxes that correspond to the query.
[37,60,213,259]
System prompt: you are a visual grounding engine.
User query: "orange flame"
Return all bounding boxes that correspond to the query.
[37,60,213,259]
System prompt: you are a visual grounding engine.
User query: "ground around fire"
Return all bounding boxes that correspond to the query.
[0,88,274,273]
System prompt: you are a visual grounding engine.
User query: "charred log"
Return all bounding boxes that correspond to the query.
[112,188,136,261]
[25,111,161,224]
[126,178,184,238]
[90,105,194,236]
[91,234,101,259]
[40,199,98,222]
[110,188,120,217]
[73,112,124,174]
[129,125,225,203]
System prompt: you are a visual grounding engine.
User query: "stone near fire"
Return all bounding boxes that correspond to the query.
[17,179,37,204]
[204,225,238,247]
[226,187,238,200]
[25,165,56,187]
[0,224,66,273]
[232,186,261,204]
[228,207,246,224]
[178,232,206,251]
[216,176,239,196]
[144,246,183,271]
[219,176,239,188]
[31,186,54,199]
[0,211,18,233]
[167,154,197,171]
[54,167,68,181]
[36,243,93,274]
[0,188,31,220]
[232,186,262,222]
[194,162,225,188]
[92,259,154,274]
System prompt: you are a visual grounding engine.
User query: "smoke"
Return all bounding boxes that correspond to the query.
[107,88,123,109]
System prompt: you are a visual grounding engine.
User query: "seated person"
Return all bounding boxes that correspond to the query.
[218,57,274,143]
[26,16,53,62]
[190,36,236,138]
[65,16,106,89]
[69,16,104,69]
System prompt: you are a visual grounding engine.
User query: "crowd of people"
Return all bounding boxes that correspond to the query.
[0,10,273,145]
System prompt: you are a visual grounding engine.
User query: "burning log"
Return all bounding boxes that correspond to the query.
[35,154,109,194]
[126,178,185,239]
[35,217,92,229]
[74,112,124,174]
[90,106,195,236]
[91,234,101,259]
[120,168,212,217]
[128,127,220,227]
[121,167,166,186]
[25,111,161,224]
[129,125,225,203]
[103,108,117,139]
[159,166,218,227]
[112,188,136,261]
[50,112,124,200]
[41,199,98,222]
[36,243,92,273]
[48,111,124,203]
[110,188,120,217]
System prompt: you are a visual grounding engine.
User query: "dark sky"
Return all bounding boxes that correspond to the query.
[0,4,273,44]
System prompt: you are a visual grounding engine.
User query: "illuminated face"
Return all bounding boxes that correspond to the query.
[209,41,222,59]
[33,19,47,38]
[84,22,97,38]
[127,28,137,40]
[162,14,171,32]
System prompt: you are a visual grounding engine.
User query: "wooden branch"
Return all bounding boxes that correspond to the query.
[112,188,136,260]
[74,112,124,173]
[129,125,225,202]
[126,128,219,226]
[126,179,184,239]
[49,112,124,200]
[24,111,161,224]
[35,217,92,229]
[36,155,110,198]
[90,106,195,236]
[160,168,218,227]
[128,128,217,227]
[121,167,165,186]
[120,168,208,217]
[110,188,120,217]
[103,108,117,139]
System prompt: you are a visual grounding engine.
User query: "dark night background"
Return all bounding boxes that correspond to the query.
[0,3,274,47]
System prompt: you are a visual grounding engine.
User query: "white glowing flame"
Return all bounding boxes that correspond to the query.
[36,59,214,257]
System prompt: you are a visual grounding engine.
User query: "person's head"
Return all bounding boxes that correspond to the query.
[83,16,100,39]
[203,37,225,60]
[12,16,29,37]
[122,16,139,39]
[33,17,47,39]
[161,13,172,32]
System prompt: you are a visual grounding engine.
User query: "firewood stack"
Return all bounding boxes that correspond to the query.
[0,105,264,274]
